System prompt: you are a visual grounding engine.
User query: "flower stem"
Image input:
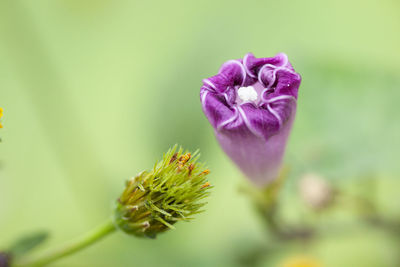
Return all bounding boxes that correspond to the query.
[14,219,116,267]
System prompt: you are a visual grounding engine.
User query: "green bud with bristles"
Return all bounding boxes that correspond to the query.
[114,145,212,238]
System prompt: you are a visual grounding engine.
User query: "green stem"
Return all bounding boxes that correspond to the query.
[14,219,116,267]
[239,183,283,237]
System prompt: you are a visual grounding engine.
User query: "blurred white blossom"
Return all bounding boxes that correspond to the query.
[299,173,334,210]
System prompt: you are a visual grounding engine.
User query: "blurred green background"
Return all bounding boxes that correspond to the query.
[1,0,400,266]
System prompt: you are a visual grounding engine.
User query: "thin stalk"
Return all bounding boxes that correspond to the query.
[14,219,116,267]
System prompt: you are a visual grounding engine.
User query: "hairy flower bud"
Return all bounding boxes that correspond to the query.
[200,53,301,186]
[114,146,211,238]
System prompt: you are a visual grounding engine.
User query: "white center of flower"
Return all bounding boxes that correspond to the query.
[237,86,258,103]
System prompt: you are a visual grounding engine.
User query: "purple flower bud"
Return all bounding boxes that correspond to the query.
[200,53,301,186]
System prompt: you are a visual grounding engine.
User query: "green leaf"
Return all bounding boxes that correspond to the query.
[8,231,49,257]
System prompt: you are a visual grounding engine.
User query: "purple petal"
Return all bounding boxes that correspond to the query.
[274,69,301,98]
[237,103,280,139]
[243,53,289,78]
[200,88,236,129]
[219,60,246,86]
[216,105,296,186]
[200,53,301,186]
[258,64,277,88]
[203,75,230,93]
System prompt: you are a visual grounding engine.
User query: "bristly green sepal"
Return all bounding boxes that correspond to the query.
[114,145,212,238]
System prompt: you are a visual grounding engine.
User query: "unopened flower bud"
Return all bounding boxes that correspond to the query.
[299,173,334,210]
[114,146,211,238]
[200,53,301,186]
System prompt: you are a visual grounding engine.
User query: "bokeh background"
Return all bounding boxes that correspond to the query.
[1,0,400,266]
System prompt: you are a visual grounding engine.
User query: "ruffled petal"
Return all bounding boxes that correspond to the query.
[237,103,280,140]
[274,69,301,98]
[258,64,277,88]
[261,97,296,126]
[200,88,236,129]
[243,53,289,78]
[203,74,229,93]
[218,60,246,86]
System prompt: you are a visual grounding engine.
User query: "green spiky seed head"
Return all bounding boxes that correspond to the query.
[114,145,212,238]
